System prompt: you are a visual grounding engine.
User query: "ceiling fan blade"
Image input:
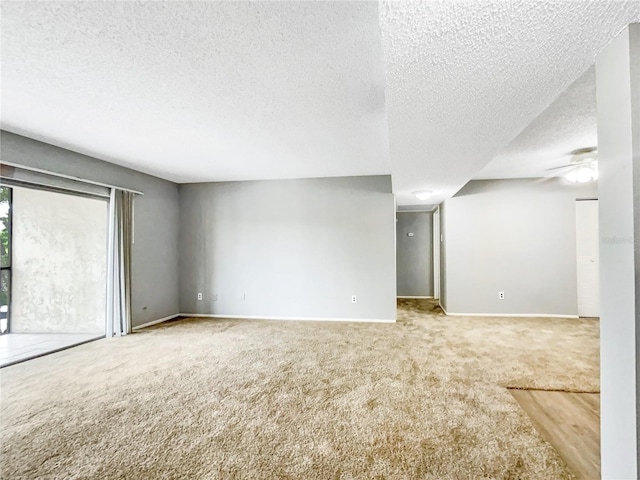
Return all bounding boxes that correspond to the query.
[547,165,577,176]
[570,146,597,156]
[531,177,553,185]
[546,164,574,171]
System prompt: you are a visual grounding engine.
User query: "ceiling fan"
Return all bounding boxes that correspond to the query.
[546,147,598,183]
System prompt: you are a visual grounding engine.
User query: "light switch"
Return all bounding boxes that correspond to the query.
[407,232,414,237]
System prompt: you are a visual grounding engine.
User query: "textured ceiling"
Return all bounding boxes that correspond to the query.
[0,1,391,183]
[475,67,597,180]
[380,0,640,205]
[1,1,639,199]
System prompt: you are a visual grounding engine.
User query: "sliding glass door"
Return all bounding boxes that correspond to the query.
[0,186,11,334]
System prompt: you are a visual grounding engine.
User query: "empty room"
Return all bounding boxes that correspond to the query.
[1,1,639,479]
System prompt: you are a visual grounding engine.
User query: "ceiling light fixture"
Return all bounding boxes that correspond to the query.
[560,147,598,183]
[564,162,598,183]
[413,190,433,200]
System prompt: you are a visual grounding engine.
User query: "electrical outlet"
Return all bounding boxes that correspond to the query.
[197,292,203,301]
[352,295,357,303]
[498,291,505,300]
[213,293,218,302]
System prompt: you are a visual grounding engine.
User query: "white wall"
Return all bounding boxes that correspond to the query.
[596,24,640,479]
[179,176,396,321]
[11,187,107,333]
[440,178,597,315]
[1,131,180,327]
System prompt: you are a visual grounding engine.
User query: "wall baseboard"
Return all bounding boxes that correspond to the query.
[397,296,434,299]
[132,313,181,331]
[132,307,577,329]
[441,311,579,319]
[180,313,396,324]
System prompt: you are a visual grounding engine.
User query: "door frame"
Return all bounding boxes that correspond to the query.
[433,206,441,300]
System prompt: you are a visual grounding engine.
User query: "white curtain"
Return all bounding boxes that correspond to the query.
[106,189,133,337]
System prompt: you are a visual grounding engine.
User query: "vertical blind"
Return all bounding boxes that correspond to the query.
[106,189,134,337]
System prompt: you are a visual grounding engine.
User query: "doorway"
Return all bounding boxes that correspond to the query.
[395,211,434,298]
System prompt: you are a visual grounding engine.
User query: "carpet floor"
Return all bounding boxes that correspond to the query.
[0,299,599,479]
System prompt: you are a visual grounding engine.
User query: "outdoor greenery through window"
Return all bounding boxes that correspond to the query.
[0,186,11,334]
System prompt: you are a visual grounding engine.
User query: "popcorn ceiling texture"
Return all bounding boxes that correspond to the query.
[379,0,640,205]
[476,67,597,180]
[1,1,639,203]
[0,1,391,183]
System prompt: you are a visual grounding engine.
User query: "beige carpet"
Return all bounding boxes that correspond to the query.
[0,299,599,479]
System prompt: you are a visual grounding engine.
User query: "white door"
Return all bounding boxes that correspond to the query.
[576,200,599,317]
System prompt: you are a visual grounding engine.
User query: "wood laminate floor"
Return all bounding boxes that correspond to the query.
[509,389,600,480]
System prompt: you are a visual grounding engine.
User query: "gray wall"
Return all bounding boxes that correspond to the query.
[596,24,639,479]
[441,178,597,315]
[1,131,180,327]
[11,187,107,333]
[179,176,396,321]
[396,212,433,297]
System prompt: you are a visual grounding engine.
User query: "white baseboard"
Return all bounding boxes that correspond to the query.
[441,310,579,319]
[132,307,575,329]
[397,296,434,299]
[132,313,181,331]
[180,313,395,324]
